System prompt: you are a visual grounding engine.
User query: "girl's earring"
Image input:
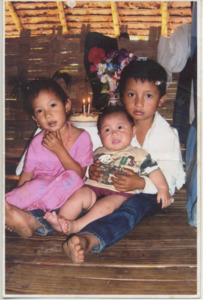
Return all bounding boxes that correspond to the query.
[37,123,41,127]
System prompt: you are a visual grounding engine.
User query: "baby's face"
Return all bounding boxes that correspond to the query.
[99,112,136,151]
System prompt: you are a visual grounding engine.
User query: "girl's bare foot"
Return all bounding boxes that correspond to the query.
[62,233,100,263]
[5,224,14,232]
[58,216,79,235]
[5,202,41,238]
[43,211,62,232]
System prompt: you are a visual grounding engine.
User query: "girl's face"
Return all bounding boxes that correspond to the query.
[32,89,70,132]
[99,112,136,151]
[122,78,166,124]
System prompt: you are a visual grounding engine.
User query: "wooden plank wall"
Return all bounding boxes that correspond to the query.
[5,27,160,158]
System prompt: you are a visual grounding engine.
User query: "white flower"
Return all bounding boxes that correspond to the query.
[114,70,121,79]
[120,58,129,69]
[97,63,107,75]
[108,77,117,92]
[100,74,109,84]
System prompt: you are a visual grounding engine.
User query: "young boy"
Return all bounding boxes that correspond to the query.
[44,106,171,235]
[62,58,185,263]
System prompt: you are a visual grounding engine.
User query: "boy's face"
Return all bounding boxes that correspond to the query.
[99,112,136,151]
[122,78,166,124]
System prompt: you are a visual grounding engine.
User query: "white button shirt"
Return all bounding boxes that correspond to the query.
[131,112,185,196]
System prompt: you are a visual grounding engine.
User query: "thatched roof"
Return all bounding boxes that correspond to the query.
[5,1,192,39]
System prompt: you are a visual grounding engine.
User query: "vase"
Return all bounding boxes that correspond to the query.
[108,93,118,106]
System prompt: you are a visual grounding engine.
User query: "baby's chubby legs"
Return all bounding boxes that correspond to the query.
[44,186,96,232]
[59,194,127,235]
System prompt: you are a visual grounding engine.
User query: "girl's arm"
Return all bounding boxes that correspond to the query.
[54,145,87,178]
[17,170,33,187]
[148,169,171,209]
[42,130,86,178]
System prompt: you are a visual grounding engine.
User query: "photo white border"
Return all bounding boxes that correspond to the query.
[1,1,202,299]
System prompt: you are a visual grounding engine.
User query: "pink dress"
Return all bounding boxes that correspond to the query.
[6,129,93,211]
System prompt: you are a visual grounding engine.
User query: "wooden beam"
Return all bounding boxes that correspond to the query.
[110,1,120,37]
[56,1,68,34]
[6,1,23,33]
[161,2,168,37]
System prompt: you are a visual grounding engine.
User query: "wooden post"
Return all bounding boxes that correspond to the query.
[110,1,120,37]
[161,2,168,37]
[56,1,68,34]
[6,1,23,34]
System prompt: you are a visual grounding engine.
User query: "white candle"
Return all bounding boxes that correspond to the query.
[83,98,86,115]
[87,97,91,115]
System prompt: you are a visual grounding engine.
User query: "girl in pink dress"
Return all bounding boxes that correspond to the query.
[6,77,93,216]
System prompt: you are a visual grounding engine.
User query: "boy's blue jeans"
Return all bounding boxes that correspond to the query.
[77,193,161,252]
[29,193,161,251]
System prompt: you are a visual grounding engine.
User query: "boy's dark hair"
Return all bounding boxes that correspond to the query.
[97,105,134,133]
[119,58,167,101]
[23,76,71,115]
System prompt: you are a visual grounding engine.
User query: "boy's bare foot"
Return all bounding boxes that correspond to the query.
[5,202,41,238]
[63,235,85,263]
[58,216,79,235]
[62,233,100,263]
[43,211,62,232]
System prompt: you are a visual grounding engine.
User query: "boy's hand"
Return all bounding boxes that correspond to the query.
[42,130,64,155]
[112,169,145,192]
[89,160,105,181]
[157,189,173,209]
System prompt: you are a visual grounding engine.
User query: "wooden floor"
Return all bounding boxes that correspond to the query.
[5,186,197,296]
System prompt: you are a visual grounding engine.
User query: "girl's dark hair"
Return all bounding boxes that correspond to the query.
[23,72,71,115]
[119,58,167,102]
[97,105,134,133]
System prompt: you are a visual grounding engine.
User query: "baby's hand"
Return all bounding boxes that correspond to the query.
[157,189,173,209]
[42,130,63,154]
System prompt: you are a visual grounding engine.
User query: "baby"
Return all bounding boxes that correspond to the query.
[44,105,171,235]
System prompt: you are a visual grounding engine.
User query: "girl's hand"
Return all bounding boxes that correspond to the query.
[42,130,64,154]
[157,189,173,209]
[89,160,105,181]
[112,169,145,192]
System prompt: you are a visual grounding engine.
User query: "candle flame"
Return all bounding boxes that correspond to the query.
[83,98,85,104]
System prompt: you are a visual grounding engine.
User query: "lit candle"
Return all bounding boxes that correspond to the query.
[87,97,91,115]
[83,98,86,115]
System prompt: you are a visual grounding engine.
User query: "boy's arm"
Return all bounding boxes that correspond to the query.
[111,169,145,192]
[142,129,185,196]
[148,169,172,208]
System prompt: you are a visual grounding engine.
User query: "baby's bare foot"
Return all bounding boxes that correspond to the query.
[44,211,62,232]
[58,216,79,235]
[62,235,85,263]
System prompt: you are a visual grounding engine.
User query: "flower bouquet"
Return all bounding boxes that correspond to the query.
[88,47,136,105]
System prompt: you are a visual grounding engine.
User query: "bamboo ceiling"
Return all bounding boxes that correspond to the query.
[5,1,192,39]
